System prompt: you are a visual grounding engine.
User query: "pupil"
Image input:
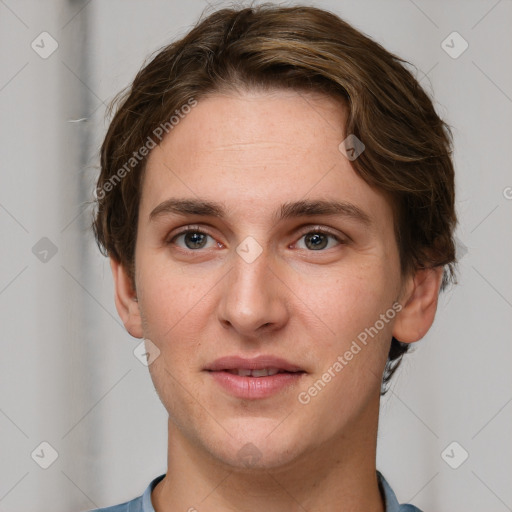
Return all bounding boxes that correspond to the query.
[306,233,327,250]
[185,232,206,249]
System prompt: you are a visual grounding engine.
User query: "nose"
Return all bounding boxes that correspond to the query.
[217,249,289,338]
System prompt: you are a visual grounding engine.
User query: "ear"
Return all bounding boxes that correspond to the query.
[392,266,444,343]
[110,258,143,339]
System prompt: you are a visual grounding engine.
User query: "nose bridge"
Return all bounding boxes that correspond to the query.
[218,246,287,335]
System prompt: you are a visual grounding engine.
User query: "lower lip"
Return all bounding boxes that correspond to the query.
[208,371,305,399]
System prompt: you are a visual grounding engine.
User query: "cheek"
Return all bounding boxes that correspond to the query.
[294,259,399,340]
[137,268,210,408]
[137,257,212,332]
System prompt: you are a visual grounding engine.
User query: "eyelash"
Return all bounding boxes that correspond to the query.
[169,226,218,249]
[168,225,346,251]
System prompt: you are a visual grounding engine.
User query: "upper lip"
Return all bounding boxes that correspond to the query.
[205,355,304,372]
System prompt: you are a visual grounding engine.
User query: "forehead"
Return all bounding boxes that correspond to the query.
[158,89,347,171]
[140,89,393,230]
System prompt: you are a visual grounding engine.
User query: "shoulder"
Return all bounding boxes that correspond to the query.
[86,495,143,512]
[85,474,165,512]
[377,471,423,512]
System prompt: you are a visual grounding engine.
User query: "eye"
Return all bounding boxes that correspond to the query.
[170,229,219,250]
[295,229,343,251]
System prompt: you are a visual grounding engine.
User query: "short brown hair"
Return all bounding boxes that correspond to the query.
[93,3,457,391]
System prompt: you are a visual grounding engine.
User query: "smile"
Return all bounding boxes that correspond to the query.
[205,355,306,399]
[225,367,291,377]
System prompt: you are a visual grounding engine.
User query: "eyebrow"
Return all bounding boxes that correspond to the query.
[149,198,372,226]
[278,199,371,225]
[150,198,225,220]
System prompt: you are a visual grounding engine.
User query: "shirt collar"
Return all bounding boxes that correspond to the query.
[143,472,404,512]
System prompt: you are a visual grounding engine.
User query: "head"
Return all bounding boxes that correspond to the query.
[93,4,456,469]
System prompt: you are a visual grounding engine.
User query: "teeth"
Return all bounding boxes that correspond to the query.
[227,368,281,377]
[251,368,271,377]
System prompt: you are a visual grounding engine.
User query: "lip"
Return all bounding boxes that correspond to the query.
[205,355,306,400]
[205,355,304,372]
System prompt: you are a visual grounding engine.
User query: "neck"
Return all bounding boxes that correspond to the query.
[152,398,384,512]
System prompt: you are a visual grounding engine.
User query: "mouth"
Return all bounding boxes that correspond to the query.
[222,367,302,377]
[205,355,306,399]
[205,354,305,374]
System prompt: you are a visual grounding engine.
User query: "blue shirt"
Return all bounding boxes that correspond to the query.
[88,471,421,511]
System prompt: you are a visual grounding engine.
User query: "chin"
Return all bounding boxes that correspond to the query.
[200,418,315,471]
[218,441,302,471]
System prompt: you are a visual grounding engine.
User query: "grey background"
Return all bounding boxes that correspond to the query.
[0,0,511,511]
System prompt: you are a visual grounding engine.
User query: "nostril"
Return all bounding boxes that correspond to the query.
[220,319,232,329]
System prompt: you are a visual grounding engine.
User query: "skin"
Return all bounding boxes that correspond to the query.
[111,89,443,512]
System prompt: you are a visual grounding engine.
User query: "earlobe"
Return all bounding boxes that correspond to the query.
[110,258,143,339]
[392,266,444,344]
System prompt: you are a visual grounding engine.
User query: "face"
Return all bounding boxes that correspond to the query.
[124,89,410,470]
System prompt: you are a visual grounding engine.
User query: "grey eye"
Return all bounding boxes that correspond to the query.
[172,231,216,250]
[183,232,208,249]
[304,233,329,250]
[295,231,341,251]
